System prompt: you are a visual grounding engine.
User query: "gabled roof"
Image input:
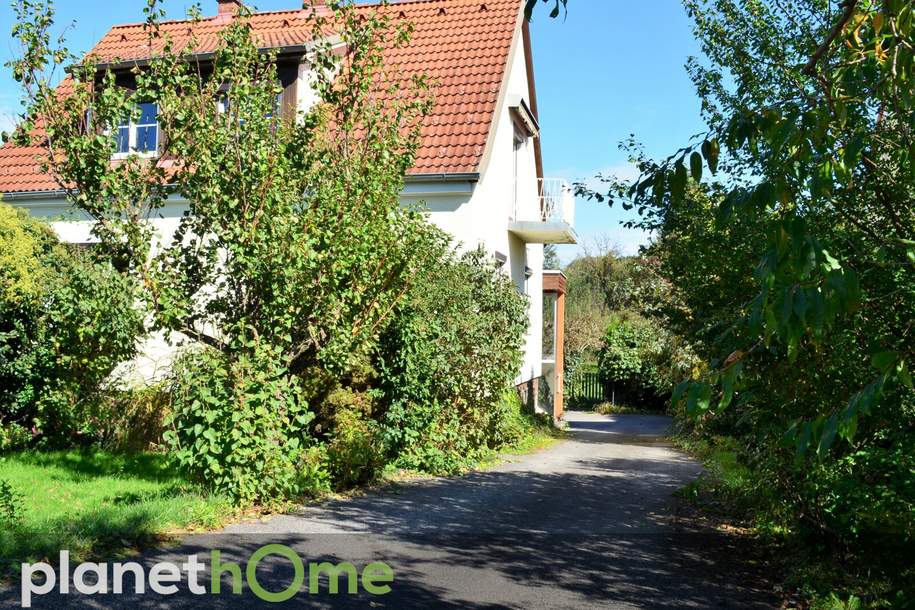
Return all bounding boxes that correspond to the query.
[0,0,524,195]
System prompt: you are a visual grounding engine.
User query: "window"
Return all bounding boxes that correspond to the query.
[542,292,557,361]
[216,91,282,124]
[115,102,159,156]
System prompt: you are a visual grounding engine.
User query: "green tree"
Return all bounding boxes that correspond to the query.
[565,0,915,600]
[7,0,451,500]
[543,244,561,270]
[624,0,913,456]
[0,202,141,447]
[9,0,441,378]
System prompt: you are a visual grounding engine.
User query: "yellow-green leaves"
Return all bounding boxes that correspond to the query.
[0,203,52,304]
[690,151,703,182]
[701,138,719,175]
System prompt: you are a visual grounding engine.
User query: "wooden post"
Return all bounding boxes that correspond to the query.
[543,271,567,423]
[554,288,565,420]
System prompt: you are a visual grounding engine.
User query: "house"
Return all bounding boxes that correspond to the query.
[0,0,576,419]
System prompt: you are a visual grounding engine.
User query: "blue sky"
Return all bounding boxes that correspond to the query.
[528,1,705,261]
[0,0,706,262]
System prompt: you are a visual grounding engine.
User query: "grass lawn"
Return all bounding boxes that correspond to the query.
[0,418,563,578]
[591,400,667,416]
[474,418,565,471]
[0,451,233,577]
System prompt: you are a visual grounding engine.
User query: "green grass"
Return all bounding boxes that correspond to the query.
[475,415,565,470]
[0,450,234,577]
[670,433,891,608]
[671,433,765,522]
[592,400,666,416]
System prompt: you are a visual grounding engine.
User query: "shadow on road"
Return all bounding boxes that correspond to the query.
[2,415,775,609]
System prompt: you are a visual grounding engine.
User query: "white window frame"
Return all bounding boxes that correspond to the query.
[112,102,159,159]
[542,292,558,362]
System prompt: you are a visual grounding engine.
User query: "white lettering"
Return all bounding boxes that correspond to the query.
[112,562,145,595]
[21,562,55,608]
[73,562,107,595]
[148,563,181,595]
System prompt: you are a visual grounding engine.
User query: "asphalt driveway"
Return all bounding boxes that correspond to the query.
[4,412,775,609]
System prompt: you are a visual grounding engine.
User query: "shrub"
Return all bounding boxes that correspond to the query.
[0,479,23,524]
[375,248,529,473]
[597,313,672,409]
[325,403,384,489]
[0,202,53,303]
[487,389,550,449]
[90,384,172,452]
[0,203,142,447]
[33,253,143,441]
[295,358,387,489]
[0,424,31,453]
[163,346,317,507]
[383,404,470,475]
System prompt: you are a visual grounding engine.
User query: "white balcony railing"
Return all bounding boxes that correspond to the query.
[538,178,575,225]
[512,178,575,224]
[509,178,578,244]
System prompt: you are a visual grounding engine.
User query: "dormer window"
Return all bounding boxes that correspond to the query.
[115,102,159,157]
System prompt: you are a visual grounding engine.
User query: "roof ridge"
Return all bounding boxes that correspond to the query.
[108,0,495,29]
[107,8,313,31]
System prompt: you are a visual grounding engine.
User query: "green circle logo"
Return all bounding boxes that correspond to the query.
[246,544,305,603]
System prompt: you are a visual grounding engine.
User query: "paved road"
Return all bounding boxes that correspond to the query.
[4,412,775,609]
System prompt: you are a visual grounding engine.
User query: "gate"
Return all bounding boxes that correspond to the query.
[565,369,612,403]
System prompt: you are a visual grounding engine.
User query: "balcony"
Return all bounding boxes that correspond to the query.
[509,178,578,244]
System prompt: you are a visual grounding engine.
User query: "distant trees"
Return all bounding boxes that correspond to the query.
[560,238,697,408]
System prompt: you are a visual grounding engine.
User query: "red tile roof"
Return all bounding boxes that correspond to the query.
[0,0,522,194]
[89,7,330,64]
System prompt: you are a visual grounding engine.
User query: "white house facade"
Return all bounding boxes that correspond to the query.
[0,0,576,417]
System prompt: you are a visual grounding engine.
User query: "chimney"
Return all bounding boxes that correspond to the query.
[301,0,331,16]
[217,0,242,15]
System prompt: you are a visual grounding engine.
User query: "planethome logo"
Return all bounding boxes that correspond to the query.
[21,546,394,607]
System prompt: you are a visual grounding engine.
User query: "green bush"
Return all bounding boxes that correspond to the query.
[375,248,529,474]
[597,313,673,409]
[0,479,23,524]
[163,346,319,507]
[487,389,548,449]
[139,246,534,501]
[0,424,31,453]
[325,403,384,489]
[0,203,142,447]
[90,384,172,452]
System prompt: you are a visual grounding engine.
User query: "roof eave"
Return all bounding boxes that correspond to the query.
[2,189,68,200]
[4,172,480,199]
[404,172,480,183]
